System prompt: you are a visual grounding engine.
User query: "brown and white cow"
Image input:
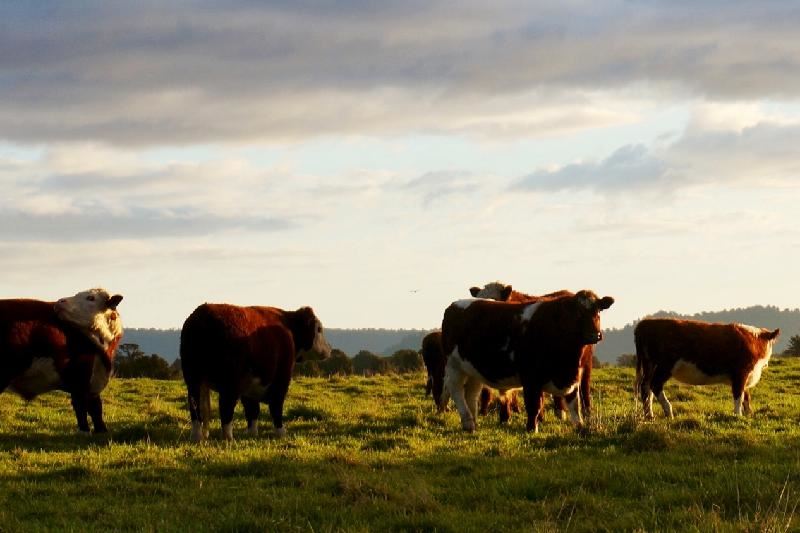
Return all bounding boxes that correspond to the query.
[440,290,613,432]
[470,282,595,421]
[421,330,499,416]
[180,303,331,442]
[0,288,124,433]
[634,318,780,418]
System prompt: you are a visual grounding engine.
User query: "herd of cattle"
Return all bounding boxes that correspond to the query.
[0,284,781,440]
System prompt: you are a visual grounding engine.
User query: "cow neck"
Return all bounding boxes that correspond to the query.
[61,321,120,370]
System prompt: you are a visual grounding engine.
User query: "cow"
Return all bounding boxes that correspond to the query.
[0,288,124,433]
[439,290,614,432]
[180,303,332,442]
[421,330,496,416]
[634,318,780,418]
[470,282,595,421]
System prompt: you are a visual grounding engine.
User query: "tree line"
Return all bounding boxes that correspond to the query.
[113,334,800,379]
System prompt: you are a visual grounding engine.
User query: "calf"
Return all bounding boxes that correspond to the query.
[0,288,124,433]
[634,318,780,418]
[181,303,331,441]
[470,282,594,420]
[440,290,613,432]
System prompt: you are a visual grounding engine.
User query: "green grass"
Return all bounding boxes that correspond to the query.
[2,360,800,532]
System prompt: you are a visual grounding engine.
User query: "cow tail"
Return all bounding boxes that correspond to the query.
[200,382,211,424]
[633,328,646,404]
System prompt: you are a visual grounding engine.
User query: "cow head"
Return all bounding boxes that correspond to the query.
[292,306,332,361]
[470,282,513,301]
[572,290,614,345]
[54,288,124,355]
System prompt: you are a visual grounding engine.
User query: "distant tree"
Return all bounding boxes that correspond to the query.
[320,350,353,376]
[389,349,424,373]
[784,335,800,356]
[294,360,323,377]
[616,354,637,367]
[114,343,174,379]
[592,355,609,369]
[352,350,390,375]
[169,358,183,380]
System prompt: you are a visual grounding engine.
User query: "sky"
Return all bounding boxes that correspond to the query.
[1,1,799,331]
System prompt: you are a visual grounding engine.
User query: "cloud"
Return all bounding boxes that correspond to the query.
[514,106,800,193]
[3,2,800,144]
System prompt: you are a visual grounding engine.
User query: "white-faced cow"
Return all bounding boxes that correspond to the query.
[470,282,594,421]
[180,303,332,442]
[634,318,780,418]
[0,288,124,433]
[440,290,613,432]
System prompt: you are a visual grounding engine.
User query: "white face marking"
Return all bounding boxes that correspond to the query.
[453,298,483,310]
[746,357,770,389]
[737,324,763,337]
[671,360,730,386]
[311,320,332,358]
[473,282,508,300]
[520,302,542,323]
[54,288,123,353]
[8,357,62,399]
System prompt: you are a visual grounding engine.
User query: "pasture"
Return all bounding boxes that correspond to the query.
[1,361,800,532]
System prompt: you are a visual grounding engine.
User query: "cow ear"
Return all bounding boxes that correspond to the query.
[107,294,123,309]
[761,328,780,341]
[597,296,614,311]
[501,285,513,301]
[469,286,480,297]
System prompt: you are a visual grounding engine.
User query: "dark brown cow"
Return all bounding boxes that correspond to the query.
[181,303,331,441]
[634,318,780,418]
[440,290,613,432]
[470,282,595,419]
[0,288,124,433]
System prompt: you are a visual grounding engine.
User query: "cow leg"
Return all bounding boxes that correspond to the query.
[87,394,107,433]
[731,376,746,416]
[464,378,484,424]
[268,380,291,438]
[436,373,450,413]
[242,397,261,436]
[743,390,752,415]
[650,367,673,418]
[497,389,513,424]
[187,381,207,442]
[443,358,473,431]
[479,387,492,416]
[70,393,91,433]
[565,390,583,428]
[522,384,544,433]
[425,375,433,396]
[218,390,239,441]
[580,363,592,419]
[552,396,568,421]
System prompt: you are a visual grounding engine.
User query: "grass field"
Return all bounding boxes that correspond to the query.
[1,360,800,532]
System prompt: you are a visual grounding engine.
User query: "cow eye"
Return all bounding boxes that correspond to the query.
[86,295,95,301]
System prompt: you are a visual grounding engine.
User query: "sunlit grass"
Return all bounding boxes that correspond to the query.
[1,360,799,531]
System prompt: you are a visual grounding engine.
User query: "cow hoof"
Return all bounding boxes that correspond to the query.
[77,429,91,436]
[274,427,287,438]
[461,420,476,432]
[191,422,205,442]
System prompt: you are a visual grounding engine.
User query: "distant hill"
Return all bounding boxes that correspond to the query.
[122,327,433,362]
[123,305,799,364]
[595,305,800,363]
